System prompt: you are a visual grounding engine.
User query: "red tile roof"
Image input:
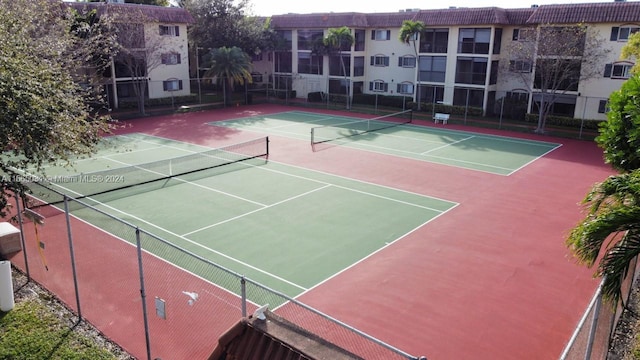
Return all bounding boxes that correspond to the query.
[66,2,194,24]
[270,2,640,29]
[526,2,640,24]
[207,310,364,360]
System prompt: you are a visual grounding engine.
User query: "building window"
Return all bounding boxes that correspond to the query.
[458,28,491,54]
[371,29,391,41]
[159,25,179,36]
[354,29,366,51]
[512,28,535,41]
[370,55,389,67]
[453,87,484,107]
[418,56,446,82]
[455,57,488,85]
[276,30,293,50]
[419,84,444,103]
[161,53,181,65]
[610,26,640,41]
[598,100,609,113]
[354,56,365,76]
[298,52,323,75]
[369,80,388,92]
[329,55,351,76]
[507,91,529,103]
[397,82,414,94]
[492,29,502,55]
[420,28,448,53]
[275,51,292,73]
[398,55,416,68]
[604,62,633,79]
[163,79,182,91]
[509,60,532,72]
[297,29,324,51]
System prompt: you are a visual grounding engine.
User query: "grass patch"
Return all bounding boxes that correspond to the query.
[0,300,117,360]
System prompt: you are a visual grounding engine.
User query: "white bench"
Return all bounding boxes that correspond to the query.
[433,113,450,124]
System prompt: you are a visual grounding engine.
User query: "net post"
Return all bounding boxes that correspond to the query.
[266,136,270,158]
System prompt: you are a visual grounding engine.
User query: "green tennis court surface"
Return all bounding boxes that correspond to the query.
[209,111,562,175]
[28,133,457,299]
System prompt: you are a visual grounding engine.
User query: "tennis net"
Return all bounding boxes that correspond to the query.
[26,136,269,210]
[310,110,412,145]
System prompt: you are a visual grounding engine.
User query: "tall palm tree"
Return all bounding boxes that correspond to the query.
[399,20,425,111]
[566,170,640,305]
[203,46,252,106]
[324,27,354,109]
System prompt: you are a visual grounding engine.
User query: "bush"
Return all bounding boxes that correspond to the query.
[524,113,601,130]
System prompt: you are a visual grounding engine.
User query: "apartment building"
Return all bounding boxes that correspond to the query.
[256,1,640,120]
[67,1,193,109]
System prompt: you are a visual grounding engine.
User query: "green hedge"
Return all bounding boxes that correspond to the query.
[524,113,602,130]
[118,94,198,109]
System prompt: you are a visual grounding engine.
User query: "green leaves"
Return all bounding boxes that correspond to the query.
[597,75,640,172]
[567,171,640,304]
[0,0,110,217]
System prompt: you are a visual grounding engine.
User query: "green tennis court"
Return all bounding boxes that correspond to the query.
[28,133,457,298]
[209,111,562,175]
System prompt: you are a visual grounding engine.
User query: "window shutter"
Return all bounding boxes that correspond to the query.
[177,53,181,64]
[384,57,389,66]
[383,83,389,92]
[163,81,168,91]
[610,27,619,41]
[397,84,401,92]
[369,82,373,90]
[175,26,180,36]
[386,30,391,40]
[604,63,612,77]
[512,29,519,41]
[371,30,375,40]
[178,80,183,90]
[370,56,374,65]
[398,57,403,66]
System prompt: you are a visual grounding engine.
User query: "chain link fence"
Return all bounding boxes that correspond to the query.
[7,181,423,360]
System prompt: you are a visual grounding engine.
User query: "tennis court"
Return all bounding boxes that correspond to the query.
[26,132,457,300]
[209,110,561,175]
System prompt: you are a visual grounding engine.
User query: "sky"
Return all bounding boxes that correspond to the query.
[245,0,626,16]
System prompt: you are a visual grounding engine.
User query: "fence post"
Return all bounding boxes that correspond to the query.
[63,196,82,321]
[135,228,152,360]
[584,286,603,360]
[14,192,30,280]
[241,276,247,318]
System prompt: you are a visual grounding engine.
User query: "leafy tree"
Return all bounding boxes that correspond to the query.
[566,169,640,305]
[0,0,111,216]
[566,74,640,305]
[596,76,640,172]
[324,27,354,109]
[502,24,609,133]
[399,20,425,110]
[202,47,253,106]
[183,0,267,55]
[621,32,640,75]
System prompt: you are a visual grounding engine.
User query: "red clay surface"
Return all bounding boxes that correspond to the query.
[9,103,615,360]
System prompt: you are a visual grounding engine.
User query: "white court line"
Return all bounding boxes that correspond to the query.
[47,180,308,292]
[182,184,331,237]
[421,135,476,155]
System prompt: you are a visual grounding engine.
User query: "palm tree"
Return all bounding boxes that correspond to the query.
[203,46,253,106]
[566,170,640,305]
[324,27,354,109]
[399,20,425,111]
